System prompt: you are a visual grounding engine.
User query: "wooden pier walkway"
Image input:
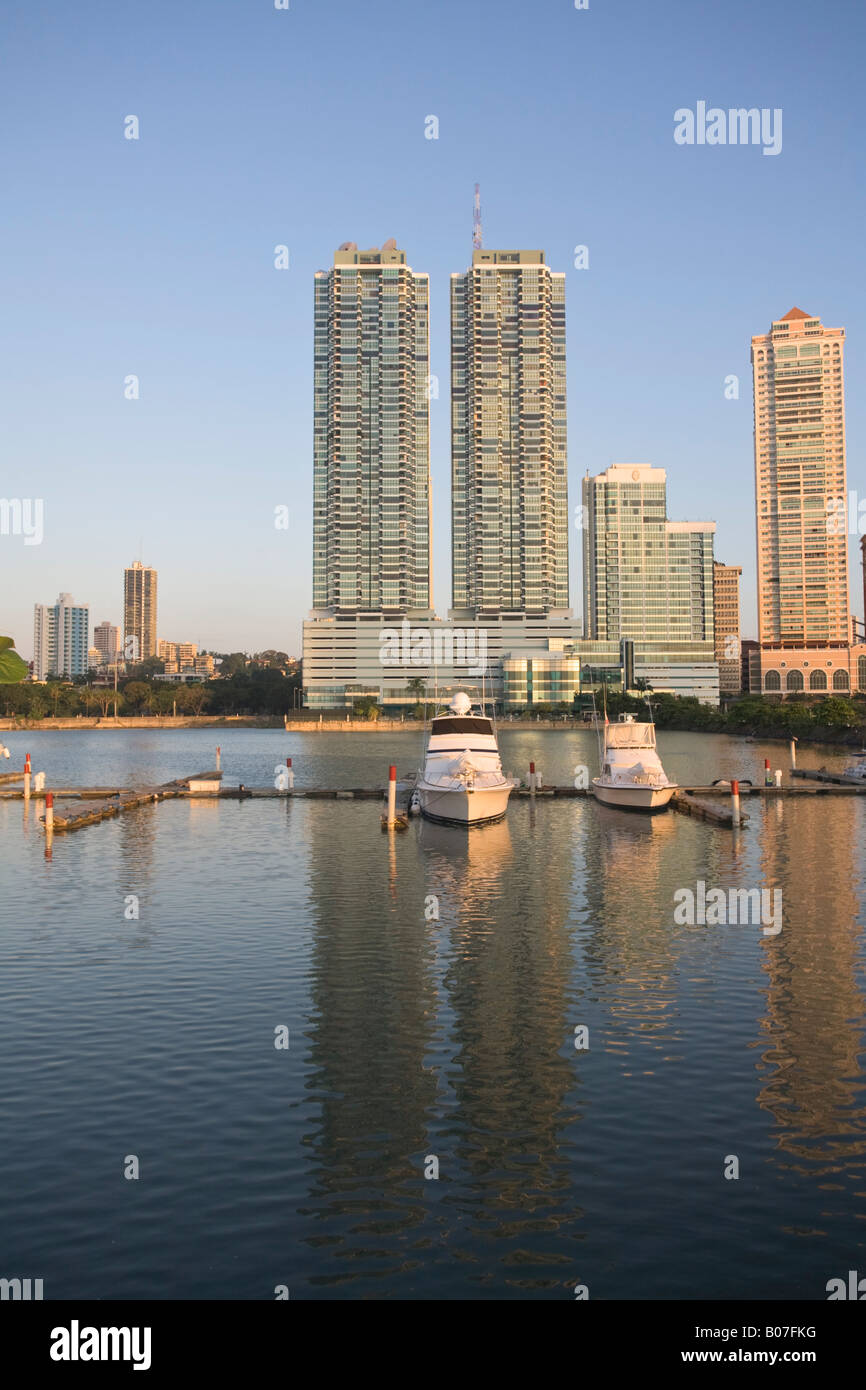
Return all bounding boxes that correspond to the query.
[30,775,209,833]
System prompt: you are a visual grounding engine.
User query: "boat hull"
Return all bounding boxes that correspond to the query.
[417,782,513,827]
[591,780,676,813]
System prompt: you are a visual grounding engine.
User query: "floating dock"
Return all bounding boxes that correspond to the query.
[671,791,747,827]
[791,767,866,788]
[5,765,864,838]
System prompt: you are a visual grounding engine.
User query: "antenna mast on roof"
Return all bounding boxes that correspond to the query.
[473,183,482,250]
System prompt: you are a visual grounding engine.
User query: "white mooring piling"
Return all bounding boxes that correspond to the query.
[45,790,54,832]
[24,753,31,799]
[790,738,797,769]
[764,757,772,787]
[286,757,294,790]
[529,760,536,794]
[386,764,397,825]
[731,779,741,827]
[775,769,782,788]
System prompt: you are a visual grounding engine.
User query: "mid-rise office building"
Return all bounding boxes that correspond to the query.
[124,561,158,660]
[713,562,743,695]
[312,242,431,617]
[450,249,569,617]
[582,464,715,648]
[33,593,89,679]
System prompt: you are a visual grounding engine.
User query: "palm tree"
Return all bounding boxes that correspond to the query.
[407,676,426,716]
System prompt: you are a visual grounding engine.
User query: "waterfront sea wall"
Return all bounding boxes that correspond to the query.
[0,715,283,731]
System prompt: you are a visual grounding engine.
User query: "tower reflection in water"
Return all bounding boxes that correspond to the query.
[418,806,582,1286]
[753,799,866,1177]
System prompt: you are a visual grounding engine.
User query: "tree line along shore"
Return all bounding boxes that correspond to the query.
[2,675,865,748]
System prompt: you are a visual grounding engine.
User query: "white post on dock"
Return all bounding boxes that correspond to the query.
[387,764,397,826]
[529,760,536,794]
[731,779,741,827]
[790,738,797,769]
[215,745,221,771]
[286,756,294,790]
[23,753,31,799]
[775,769,782,787]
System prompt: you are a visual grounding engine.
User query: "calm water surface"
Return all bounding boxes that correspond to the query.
[1,729,865,1299]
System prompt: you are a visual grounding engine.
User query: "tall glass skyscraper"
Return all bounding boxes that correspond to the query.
[312,242,431,617]
[582,465,715,644]
[450,249,569,617]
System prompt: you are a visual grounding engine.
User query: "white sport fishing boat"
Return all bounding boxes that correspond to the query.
[591,712,677,812]
[416,692,516,826]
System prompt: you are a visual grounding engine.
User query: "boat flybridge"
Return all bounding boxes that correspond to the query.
[416,692,517,826]
[591,712,678,812]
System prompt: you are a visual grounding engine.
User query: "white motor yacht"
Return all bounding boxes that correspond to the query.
[591,713,677,812]
[416,693,516,826]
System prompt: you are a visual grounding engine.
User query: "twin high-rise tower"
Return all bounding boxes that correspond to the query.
[310,242,570,623]
[450,249,569,617]
[312,242,432,617]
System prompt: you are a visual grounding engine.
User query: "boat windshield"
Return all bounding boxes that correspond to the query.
[431,716,493,735]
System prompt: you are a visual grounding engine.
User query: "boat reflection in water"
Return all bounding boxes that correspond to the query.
[418,814,514,904]
[418,815,514,941]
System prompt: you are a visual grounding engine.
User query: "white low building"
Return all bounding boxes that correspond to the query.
[302,614,719,708]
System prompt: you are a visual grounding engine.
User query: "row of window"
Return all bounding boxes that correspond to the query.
[764,668,849,691]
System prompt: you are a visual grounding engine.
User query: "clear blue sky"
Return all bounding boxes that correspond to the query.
[2,0,864,660]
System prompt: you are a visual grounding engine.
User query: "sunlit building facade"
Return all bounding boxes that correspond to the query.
[582,465,715,646]
[750,308,865,693]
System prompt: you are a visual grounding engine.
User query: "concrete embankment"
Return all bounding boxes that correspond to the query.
[0,716,283,731]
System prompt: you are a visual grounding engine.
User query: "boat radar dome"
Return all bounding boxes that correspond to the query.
[448,692,473,716]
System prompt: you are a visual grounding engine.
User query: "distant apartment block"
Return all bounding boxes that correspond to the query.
[312,242,431,617]
[158,640,197,664]
[450,249,569,617]
[157,640,212,677]
[713,562,743,695]
[33,593,89,679]
[93,620,121,664]
[124,562,158,659]
[582,465,715,651]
